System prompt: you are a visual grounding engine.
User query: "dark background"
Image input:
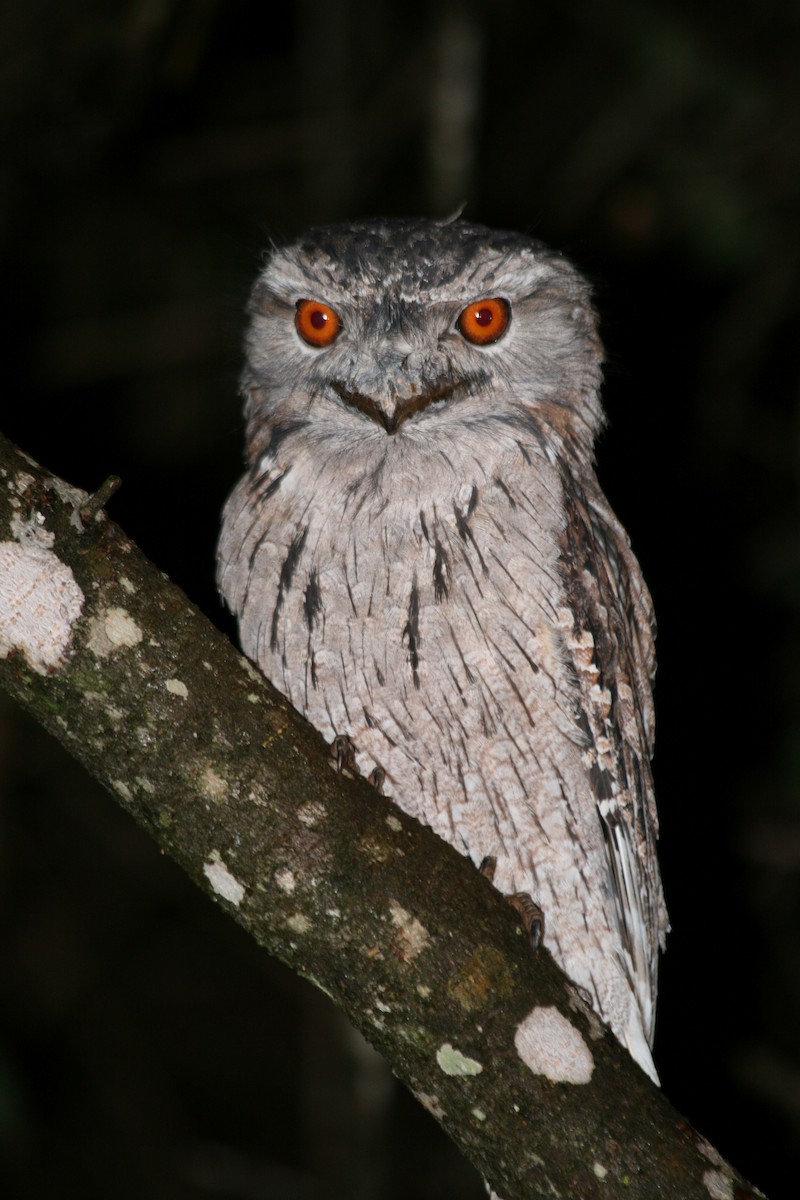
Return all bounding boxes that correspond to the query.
[1,2,799,1197]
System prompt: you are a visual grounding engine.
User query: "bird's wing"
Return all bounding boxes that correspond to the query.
[558,472,667,1044]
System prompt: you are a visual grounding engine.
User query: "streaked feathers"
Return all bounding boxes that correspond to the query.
[218,218,667,1081]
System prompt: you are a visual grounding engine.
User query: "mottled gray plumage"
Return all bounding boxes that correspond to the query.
[217,217,668,1080]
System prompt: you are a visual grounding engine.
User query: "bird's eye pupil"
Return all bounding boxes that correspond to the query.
[295,298,341,346]
[457,297,510,345]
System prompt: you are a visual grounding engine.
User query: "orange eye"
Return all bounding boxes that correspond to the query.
[457,297,510,345]
[295,298,341,347]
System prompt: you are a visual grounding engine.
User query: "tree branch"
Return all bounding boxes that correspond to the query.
[0,431,762,1200]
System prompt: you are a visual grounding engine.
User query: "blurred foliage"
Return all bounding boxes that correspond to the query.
[1,1,799,1196]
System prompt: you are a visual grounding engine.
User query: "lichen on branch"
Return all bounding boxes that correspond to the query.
[0,431,763,1200]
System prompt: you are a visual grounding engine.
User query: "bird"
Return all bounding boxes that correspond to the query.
[217,216,668,1083]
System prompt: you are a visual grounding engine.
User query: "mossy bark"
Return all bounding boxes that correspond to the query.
[0,431,763,1200]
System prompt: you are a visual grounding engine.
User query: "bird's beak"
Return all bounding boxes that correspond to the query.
[331,378,460,434]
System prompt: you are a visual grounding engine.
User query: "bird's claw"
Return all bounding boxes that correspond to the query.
[479,856,544,952]
[332,734,357,774]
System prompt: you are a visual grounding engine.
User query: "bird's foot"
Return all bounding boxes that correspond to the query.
[331,734,357,775]
[368,765,386,793]
[479,854,497,880]
[479,855,545,952]
[331,737,387,795]
[508,892,545,952]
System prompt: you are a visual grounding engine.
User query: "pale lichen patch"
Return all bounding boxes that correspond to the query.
[703,1170,734,1200]
[0,540,84,673]
[165,677,188,699]
[472,1107,487,1122]
[113,779,133,802]
[696,1135,748,1197]
[104,608,142,646]
[696,1138,725,1168]
[203,850,245,907]
[240,657,264,684]
[414,1091,445,1121]
[286,912,312,935]
[135,776,155,794]
[118,576,136,594]
[51,478,88,528]
[12,471,36,496]
[274,867,296,894]
[200,767,228,803]
[389,901,430,962]
[87,606,142,658]
[436,1043,483,1076]
[297,800,326,827]
[358,834,392,863]
[10,509,54,548]
[593,1162,608,1180]
[385,813,402,833]
[514,1006,594,1084]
